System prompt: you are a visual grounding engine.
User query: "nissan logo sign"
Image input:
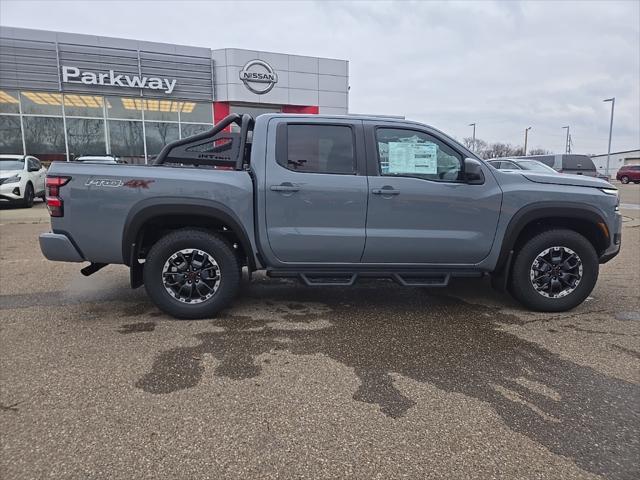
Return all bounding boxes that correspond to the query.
[239,59,278,94]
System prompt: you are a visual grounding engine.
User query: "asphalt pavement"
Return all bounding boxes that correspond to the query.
[1,185,639,479]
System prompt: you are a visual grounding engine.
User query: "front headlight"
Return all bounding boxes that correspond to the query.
[601,188,618,196]
[3,174,21,184]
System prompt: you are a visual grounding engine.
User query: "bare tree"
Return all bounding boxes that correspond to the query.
[462,137,549,159]
[462,136,488,153]
[527,148,552,155]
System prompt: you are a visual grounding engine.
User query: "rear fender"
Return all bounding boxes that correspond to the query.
[122,197,257,271]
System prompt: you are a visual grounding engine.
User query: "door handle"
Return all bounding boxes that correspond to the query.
[270,184,300,192]
[372,188,400,195]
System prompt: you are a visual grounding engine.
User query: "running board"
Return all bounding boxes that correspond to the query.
[266,270,471,287]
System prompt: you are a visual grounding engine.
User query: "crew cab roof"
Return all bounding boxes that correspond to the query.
[256,112,427,126]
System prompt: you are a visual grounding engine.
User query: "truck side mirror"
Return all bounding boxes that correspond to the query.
[464,158,485,185]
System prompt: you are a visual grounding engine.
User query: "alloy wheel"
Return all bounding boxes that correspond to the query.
[530,246,583,298]
[162,248,221,304]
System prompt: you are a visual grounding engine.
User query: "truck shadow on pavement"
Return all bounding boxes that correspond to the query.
[136,281,639,480]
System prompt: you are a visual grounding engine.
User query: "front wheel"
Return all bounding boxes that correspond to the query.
[21,183,34,208]
[143,229,241,319]
[509,229,598,312]
[620,176,630,184]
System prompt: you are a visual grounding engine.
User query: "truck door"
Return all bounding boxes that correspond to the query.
[362,122,502,264]
[265,119,368,263]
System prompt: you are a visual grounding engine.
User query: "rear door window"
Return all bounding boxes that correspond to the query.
[278,124,355,174]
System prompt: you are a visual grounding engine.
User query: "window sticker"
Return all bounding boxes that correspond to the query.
[387,142,438,174]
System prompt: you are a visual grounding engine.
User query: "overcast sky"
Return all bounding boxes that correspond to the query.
[1,0,638,154]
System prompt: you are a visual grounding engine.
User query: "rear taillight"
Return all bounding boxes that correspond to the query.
[46,176,71,217]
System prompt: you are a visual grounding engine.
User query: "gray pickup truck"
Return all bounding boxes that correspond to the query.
[39,113,621,319]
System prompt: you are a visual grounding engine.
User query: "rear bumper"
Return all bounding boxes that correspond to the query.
[39,232,84,262]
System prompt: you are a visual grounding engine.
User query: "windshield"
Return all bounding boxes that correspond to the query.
[0,158,25,171]
[518,160,557,173]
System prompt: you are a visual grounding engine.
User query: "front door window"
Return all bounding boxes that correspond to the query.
[376,128,463,182]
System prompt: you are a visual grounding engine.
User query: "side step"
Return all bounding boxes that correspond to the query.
[391,273,450,287]
[267,270,464,287]
[80,262,108,277]
[299,273,357,286]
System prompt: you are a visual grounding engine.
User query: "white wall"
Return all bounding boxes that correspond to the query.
[591,150,640,177]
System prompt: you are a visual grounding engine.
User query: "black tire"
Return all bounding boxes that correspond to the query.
[143,229,241,319]
[21,183,34,208]
[620,176,629,184]
[509,229,598,312]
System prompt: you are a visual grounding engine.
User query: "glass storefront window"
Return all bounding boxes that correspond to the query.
[106,96,143,120]
[64,94,104,118]
[67,118,107,158]
[0,90,21,114]
[23,116,66,160]
[0,116,23,154]
[143,99,179,122]
[179,102,213,123]
[145,122,179,156]
[5,89,215,162]
[108,120,144,160]
[180,123,212,138]
[20,91,63,116]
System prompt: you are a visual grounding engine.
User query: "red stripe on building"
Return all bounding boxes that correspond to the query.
[282,105,319,114]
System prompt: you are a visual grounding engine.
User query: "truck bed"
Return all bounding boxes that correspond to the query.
[46,161,255,264]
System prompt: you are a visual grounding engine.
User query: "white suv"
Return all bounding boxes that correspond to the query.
[0,155,47,208]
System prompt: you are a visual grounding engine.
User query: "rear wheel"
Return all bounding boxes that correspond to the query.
[21,183,34,208]
[620,175,630,184]
[509,229,598,312]
[143,229,241,319]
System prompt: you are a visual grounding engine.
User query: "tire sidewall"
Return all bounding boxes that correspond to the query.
[510,230,598,312]
[620,176,629,184]
[144,230,240,319]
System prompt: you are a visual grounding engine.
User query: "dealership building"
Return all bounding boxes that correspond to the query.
[0,26,349,163]
[591,149,640,177]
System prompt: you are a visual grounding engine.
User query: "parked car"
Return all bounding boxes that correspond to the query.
[39,113,621,318]
[616,165,640,184]
[487,158,559,174]
[505,154,598,176]
[0,154,46,208]
[74,155,120,164]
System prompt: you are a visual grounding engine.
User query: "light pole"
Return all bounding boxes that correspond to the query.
[562,126,570,154]
[524,126,532,156]
[469,123,476,151]
[603,97,615,177]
